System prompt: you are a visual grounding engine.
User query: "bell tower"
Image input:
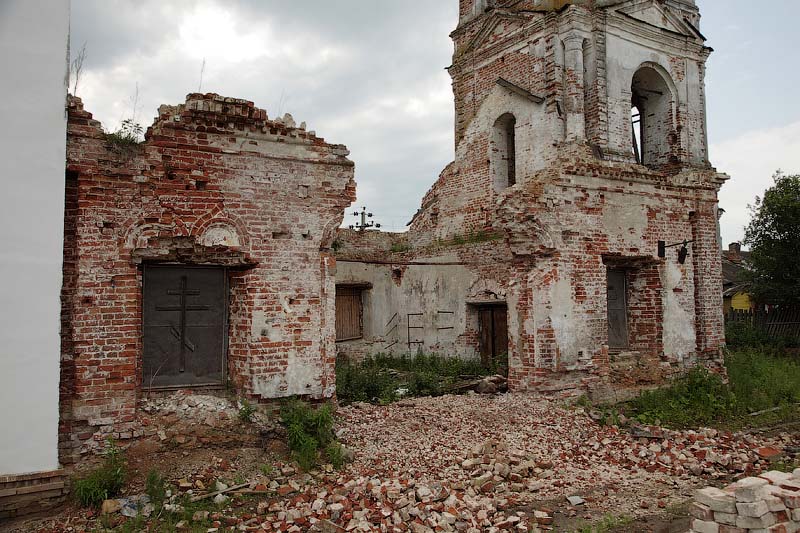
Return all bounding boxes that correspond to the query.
[449,0,713,172]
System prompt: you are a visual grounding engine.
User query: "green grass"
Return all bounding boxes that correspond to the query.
[144,469,166,510]
[575,514,634,533]
[335,353,503,406]
[725,321,800,350]
[73,439,126,507]
[627,348,800,429]
[238,398,256,423]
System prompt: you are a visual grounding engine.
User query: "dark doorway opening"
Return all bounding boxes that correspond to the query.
[607,269,629,350]
[477,304,508,368]
[143,265,227,388]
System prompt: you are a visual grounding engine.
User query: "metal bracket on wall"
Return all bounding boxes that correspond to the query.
[407,312,424,349]
[436,310,455,331]
[384,312,399,350]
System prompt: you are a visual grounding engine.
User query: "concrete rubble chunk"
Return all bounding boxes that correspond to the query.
[566,495,585,506]
[692,518,720,533]
[735,477,769,503]
[696,487,737,514]
[735,500,770,518]
[735,511,777,529]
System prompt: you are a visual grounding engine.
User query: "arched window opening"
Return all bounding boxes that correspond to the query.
[630,66,675,169]
[491,113,517,191]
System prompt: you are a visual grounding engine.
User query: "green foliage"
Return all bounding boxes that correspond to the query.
[325,441,346,470]
[259,463,274,476]
[73,439,126,507]
[103,119,144,152]
[725,321,774,348]
[595,406,622,427]
[627,349,800,429]
[331,239,342,252]
[725,320,799,350]
[743,172,800,305]
[335,358,399,405]
[144,469,166,510]
[629,367,737,428]
[390,242,411,253]
[726,349,800,413]
[238,398,256,423]
[335,353,497,406]
[280,399,338,471]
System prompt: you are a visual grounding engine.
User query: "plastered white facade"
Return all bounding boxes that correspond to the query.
[0,0,69,475]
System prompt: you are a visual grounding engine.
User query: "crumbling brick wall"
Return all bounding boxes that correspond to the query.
[60,94,354,461]
[336,0,725,397]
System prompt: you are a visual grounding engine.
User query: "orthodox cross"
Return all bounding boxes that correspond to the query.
[155,275,210,372]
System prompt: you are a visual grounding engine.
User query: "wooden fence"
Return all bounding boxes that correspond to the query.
[726,307,800,340]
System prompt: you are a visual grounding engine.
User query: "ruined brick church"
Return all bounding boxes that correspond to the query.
[59,0,726,460]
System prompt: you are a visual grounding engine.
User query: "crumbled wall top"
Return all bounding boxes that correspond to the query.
[150,93,343,152]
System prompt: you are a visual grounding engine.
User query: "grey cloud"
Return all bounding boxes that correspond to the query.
[70,1,458,227]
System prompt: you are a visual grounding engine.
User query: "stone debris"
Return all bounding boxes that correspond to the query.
[689,469,800,532]
[15,395,795,532]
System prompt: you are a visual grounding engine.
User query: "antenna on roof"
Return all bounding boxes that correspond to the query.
[349,206,382,232]
[198,58,206,93]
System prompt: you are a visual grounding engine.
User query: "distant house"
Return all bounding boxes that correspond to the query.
[722,243,753,313]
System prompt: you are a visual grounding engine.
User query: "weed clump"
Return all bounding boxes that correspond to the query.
[629,366,736,427]
[280,399,345,471]
[627,349,800,429]
[73,439,126,507]
[238,398,256,423]
[336,353,502,406]
[103,119,143,157]
[144,469,166,509]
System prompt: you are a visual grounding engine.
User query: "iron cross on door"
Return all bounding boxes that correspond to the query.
[143,266,227,388]
[158,275,208,372]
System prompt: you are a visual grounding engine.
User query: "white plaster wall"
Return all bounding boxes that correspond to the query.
[336,260,481,359]
[604,27,709,166]
[0,0,69,475]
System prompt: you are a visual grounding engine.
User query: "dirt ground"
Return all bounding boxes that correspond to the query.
[3,392,796,533]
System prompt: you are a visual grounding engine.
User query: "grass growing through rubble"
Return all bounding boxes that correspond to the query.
[73,439,127,507]
[335,353,503,405]
[574,513,635,533]
[626,326,800,429]
[280,399,346,471]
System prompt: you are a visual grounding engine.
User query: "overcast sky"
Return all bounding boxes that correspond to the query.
[70,0,800,244]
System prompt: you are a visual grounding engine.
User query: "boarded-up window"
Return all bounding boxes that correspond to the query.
[335,286,363,341]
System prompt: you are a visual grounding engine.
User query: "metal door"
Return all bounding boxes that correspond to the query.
[478,305,509,366]
[143,266,226,388]
[607,269,629,350]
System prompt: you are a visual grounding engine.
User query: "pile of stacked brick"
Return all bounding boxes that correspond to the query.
[691,471,800,532]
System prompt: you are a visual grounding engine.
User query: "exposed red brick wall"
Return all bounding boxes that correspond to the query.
[60,94,354,461]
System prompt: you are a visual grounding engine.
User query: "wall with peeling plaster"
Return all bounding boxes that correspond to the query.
[60,93,354,460]
[335,259,482,360]
[337,0,725,396]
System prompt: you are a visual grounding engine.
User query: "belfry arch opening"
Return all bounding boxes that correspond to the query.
[630,66,676,169]
[491,113,517,191]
